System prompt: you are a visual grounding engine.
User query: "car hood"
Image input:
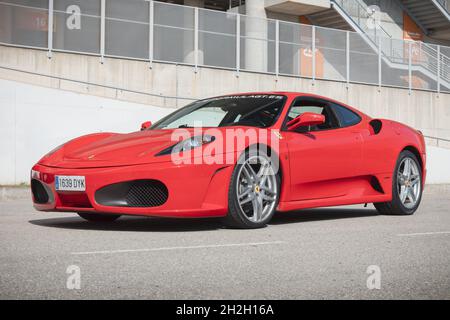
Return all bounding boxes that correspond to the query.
[38,130,182,169]
[38,126,279,169]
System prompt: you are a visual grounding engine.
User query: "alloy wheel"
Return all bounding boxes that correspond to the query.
[397,157,421,209]
[236,155,278,223]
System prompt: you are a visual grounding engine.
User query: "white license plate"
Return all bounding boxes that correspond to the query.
[55,176,86,192]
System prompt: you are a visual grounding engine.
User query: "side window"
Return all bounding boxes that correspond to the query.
[286,99,339,132]
[330,103,361,127]
[287,106,323,121]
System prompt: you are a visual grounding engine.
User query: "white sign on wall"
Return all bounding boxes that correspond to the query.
[66,5,81,30]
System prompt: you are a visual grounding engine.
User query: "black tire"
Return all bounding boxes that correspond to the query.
[77,212,121,222]
[223,149,280,229]
[374,150,422,215]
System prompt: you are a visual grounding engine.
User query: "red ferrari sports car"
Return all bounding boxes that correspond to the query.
[31,92,426,228]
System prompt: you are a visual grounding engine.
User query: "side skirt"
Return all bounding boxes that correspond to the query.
[277,194,392,212]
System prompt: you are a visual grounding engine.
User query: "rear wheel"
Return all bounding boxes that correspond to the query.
[374,150,422,215]
[223,149,280,229]
[77,212,121,222]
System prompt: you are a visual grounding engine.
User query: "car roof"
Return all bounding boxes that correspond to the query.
[218,92,370,119]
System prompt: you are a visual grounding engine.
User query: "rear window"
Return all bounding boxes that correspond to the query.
[331,103,361,127]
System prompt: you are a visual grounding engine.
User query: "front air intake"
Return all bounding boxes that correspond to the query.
[31,179,50,204]
[95,180,168,207]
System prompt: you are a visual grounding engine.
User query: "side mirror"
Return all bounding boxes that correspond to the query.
[286,112,325,131]
[140,121,152,131]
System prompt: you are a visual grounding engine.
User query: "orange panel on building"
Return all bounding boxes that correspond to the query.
[299,15,324,78]
[16,8,48,32]
[403,12,427,89]
[403,12,423,41]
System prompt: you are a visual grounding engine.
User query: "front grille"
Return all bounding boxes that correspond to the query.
[95,180,168,208]
[31,179,49,204]
[125,180,168,207]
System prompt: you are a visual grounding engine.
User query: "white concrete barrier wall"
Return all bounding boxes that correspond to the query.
[0,78,449,185]
[0,79,173,185]
[426,146,450,184]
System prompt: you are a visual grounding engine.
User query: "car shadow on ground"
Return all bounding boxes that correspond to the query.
[270,207,379,225]
[28,207,378,232]
[29,216,224,232]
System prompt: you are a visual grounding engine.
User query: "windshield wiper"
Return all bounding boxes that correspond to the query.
[178,124,193,128]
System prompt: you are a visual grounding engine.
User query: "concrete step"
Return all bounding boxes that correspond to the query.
[400,0,450,37]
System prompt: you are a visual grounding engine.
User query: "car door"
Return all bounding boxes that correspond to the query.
[283,97,363,201]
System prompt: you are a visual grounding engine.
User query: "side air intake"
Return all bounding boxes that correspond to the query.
[369,119,383,135]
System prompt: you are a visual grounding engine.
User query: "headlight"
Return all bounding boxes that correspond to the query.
[31,169,41,180]
[156,135,215,156]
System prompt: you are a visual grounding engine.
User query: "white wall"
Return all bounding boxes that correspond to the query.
[1,78,449,185]
[426,146,450,184]
[0,79,173,185]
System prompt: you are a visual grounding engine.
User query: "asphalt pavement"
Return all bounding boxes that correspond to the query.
[0,187,449,299]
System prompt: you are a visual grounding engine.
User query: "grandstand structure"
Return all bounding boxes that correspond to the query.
[1,0,450,184]
[1,0,450,93]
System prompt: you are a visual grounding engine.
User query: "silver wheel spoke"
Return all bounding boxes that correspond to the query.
[238,186,252,199]
[407,187,417,203]
[410,175,420,186]
[240,195,253,205]
[403,159,411,178]
[400,186,408,202]
[261,192,275,202]
[256,162,268,179]
[258,165,270,186]
[242,165,254,183]
[397,172,405,184]
[246,164,258,181]
[260,186,276,195]
[251,198,257,219]
[251,196,262,221]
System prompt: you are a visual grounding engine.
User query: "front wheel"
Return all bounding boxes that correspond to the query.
[77,212,121,222]
[374,150,422,215]
[223,149,280,229]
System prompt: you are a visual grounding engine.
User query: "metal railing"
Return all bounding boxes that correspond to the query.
[334,0,450,93]
[0,0,450,94]
[0,64,195,107]
[437,0,449,12]
[424,135,450,148]
[335,0,393,41]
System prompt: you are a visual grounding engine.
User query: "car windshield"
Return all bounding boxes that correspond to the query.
[151,95,286,129]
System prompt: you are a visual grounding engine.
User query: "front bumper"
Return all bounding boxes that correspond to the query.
[31,161,234,218]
